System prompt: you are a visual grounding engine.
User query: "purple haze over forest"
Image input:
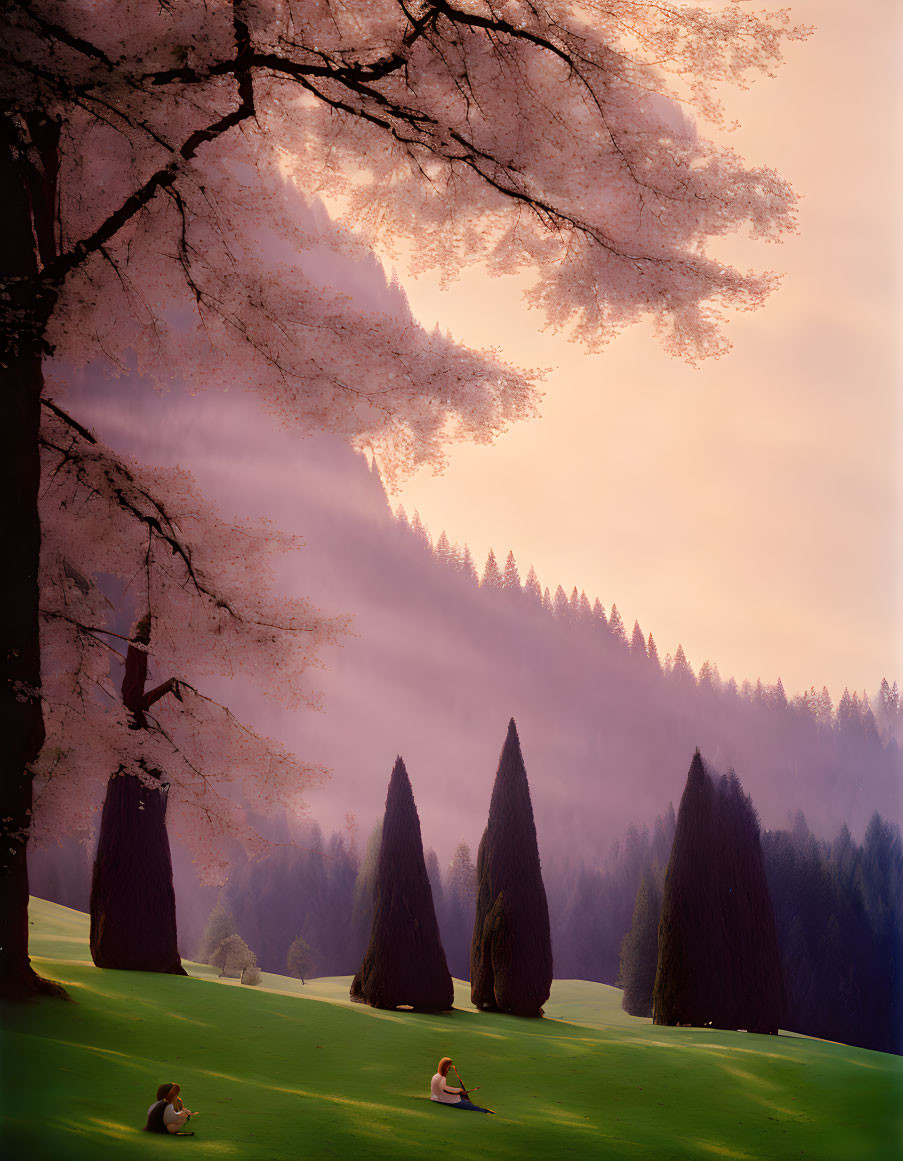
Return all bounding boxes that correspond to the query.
[50,197,900,883]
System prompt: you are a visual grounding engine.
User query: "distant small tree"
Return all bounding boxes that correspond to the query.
[482,549,503,589]
[197,898,237,964]
[457,543,478,580]
[410,510,432,550]
[524,567,543,605]
[351,758,453,1011]
[619,876,661,1017]
[241,964,262,986]
[286,936,314,984]
[210,934,256,979]
[608,605,626,644]
[472,719,552,1017]
[671,645,695,682]
[501,551,521,593]
[630,621,647,657]
[435,531,455,567]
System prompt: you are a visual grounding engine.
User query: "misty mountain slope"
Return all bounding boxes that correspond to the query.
[42,179,899,873]
[46,371,900,876]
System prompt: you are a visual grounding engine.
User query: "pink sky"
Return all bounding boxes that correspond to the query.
[385,0,901,700]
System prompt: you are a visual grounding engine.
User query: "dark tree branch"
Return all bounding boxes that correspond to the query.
[42,4,256,287]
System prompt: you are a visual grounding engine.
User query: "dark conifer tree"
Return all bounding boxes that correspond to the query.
[654,751,785,1033]
[711,773,785,1033]
[619,875,660,1017]
[654,750,720,1025]
[351,758,453,1010]
[471,719,552,1017]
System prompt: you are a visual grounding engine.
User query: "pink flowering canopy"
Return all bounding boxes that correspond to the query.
[8,0,808,875]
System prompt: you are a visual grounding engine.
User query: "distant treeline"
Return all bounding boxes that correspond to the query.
[612,800,901,1054]
[763,811,902,1055]
[30,783,901,1053]
[402,506,903,747]
[194,798,900,1054]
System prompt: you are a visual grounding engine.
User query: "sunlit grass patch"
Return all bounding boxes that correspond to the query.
[4,898,901,1161]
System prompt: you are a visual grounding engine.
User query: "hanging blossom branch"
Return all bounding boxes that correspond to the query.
[9,0,809,363]
[40,398,325,638]
[33,395,342,874]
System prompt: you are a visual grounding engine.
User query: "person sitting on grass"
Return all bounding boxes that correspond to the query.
[429,1057,490,1113]
[144,1082,199,1135]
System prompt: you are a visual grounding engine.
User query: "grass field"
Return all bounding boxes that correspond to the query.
[1,898,900,1160]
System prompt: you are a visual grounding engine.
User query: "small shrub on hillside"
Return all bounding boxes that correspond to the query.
[241,964,262,986]
[210,933,256,978]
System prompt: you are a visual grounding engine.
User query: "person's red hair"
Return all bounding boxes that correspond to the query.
[437,1057,453,1077]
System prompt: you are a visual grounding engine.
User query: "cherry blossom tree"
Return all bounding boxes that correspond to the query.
[2,0,807,998]
[36,406,341,975]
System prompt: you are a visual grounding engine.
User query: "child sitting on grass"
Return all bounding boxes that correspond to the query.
[144,1082,199,1135]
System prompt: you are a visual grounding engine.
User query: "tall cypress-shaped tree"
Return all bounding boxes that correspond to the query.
[351,758,453,1011]
[654,750,720,1025]
[711,773,785,1033]
[471,719,552,1017]
[655,751,785,1033]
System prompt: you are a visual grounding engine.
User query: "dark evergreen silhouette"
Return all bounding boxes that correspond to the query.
[710,772,785,1033]
[90,616,185,974]
[654,750,784,1033]
[654,750,719,1025]
[471,719,552,1016]
[619,875,660,1016]
[763,811,902,1054]
[351,758,453,1010]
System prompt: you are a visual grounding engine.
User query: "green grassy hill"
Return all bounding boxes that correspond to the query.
[2,898,900,1160]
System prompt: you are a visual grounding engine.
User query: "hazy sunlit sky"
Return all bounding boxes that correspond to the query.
[384,0,901,702]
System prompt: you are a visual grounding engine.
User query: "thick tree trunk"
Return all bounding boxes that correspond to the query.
[0,344,65,1000]
[90,627,185,974]
[90,769,185,974]
[0,112,65,1000]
